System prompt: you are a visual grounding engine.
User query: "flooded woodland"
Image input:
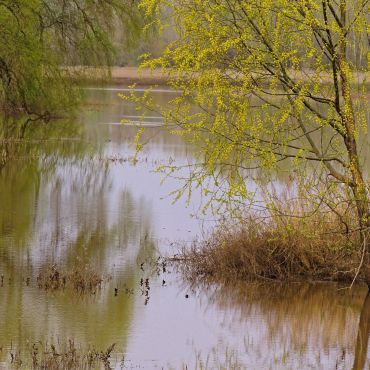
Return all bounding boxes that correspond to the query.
[1,1,370,369]
[0,87,368,369]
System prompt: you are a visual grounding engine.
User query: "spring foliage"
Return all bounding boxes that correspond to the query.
[133,0,370,224]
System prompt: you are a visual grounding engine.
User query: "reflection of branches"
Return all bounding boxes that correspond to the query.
[0,152,158,353]
[183,281,368,368]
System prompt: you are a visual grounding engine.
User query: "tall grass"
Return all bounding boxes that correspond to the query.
[179,192,369,283]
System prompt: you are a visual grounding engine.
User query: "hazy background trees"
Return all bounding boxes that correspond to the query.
[0,0,148,119]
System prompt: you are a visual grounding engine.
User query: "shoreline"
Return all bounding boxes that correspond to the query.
[71,66,170,86]
[108,67,170,85]
[72,66,369,86]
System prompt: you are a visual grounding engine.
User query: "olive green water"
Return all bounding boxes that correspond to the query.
[0,87,368,369]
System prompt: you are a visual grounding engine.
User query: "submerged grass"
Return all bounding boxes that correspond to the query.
[8,340,116,370]
[36,263,108,294]
[178,197,370,284]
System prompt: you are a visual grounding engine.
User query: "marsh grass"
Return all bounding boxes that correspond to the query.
[9,340,116,370]
[178,196,370,284]
[36,263,108,294]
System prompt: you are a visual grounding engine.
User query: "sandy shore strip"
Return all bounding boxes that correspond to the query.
[70,66,170,86]
[110,67,169,85]
[70,66,369,87]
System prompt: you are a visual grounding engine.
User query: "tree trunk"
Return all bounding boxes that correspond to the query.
[339,0,370,285]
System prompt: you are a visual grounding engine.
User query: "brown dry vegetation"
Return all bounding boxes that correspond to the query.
[178,201,370,284]
[36,263,107,294]
[9,340,116,370]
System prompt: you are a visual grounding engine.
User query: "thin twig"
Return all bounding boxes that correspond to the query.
[350,231,367,289]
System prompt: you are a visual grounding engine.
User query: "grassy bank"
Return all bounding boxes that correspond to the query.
[177,204,370,285]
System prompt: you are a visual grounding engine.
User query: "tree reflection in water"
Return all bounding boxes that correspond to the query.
[0,118,156,357]
[353,292,370,370]
[189,282,370,369]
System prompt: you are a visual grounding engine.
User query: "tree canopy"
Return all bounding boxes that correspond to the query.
[137,2,368,206]
[133,0,370,270]
[0,0,142,119]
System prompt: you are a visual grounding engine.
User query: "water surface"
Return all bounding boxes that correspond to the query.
[0,86,368,369]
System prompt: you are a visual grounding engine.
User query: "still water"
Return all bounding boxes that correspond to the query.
[0,87,368,369]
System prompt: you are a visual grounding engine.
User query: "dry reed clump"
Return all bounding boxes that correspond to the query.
[36,263,106,294]
[179,206,370,284]
[10,340,116,370]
